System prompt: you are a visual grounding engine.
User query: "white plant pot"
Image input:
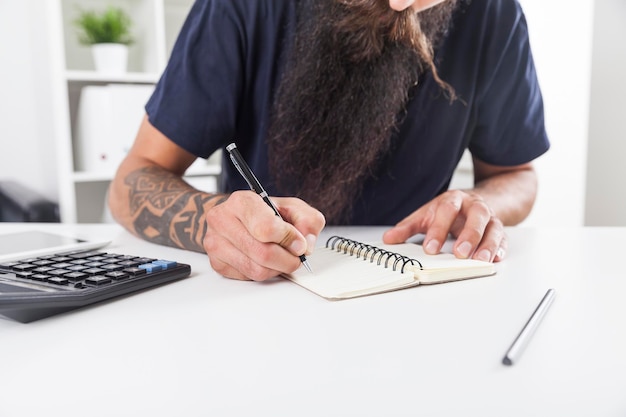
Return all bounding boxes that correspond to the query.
[91,43,129,74]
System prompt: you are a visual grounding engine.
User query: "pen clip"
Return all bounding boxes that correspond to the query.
[229,154,256,191]
[227,143,265,195]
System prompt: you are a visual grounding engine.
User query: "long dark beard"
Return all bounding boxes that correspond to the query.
[267,0,458,224]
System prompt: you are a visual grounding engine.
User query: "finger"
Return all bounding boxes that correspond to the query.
[469,219,506,262]
[205,230,292,281]
[230,213,305,274]
[451,196,493,259]
[225,191,306,258]
[493,229,509,262]
[382,205,434,244]
[493,233,508,262]
[422,191,465,254]
[209,256,251,281]
[209,247,280,281]
[274,197,326,254]
[249,213,309,256]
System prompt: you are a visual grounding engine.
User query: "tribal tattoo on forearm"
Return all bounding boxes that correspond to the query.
[124,166,223,252]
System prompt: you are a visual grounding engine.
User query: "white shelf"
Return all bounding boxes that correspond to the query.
[49,0,211,223]
[66,70,160,84]
[72,164,222,183]
[185,164,223,178]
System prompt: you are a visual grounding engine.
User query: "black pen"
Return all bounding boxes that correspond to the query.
[226,143,312,273]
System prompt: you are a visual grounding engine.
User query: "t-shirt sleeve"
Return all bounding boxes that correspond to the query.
[468,1,550,166]
[146,0,244,158]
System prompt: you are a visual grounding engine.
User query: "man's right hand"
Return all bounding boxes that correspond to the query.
[203,191,326,281]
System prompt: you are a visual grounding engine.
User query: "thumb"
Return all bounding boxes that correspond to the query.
[278,223,308,256]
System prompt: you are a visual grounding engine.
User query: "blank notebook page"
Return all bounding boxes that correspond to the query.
[286,247,417,300]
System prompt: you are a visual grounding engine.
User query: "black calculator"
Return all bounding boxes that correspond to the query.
[0,249,191,323]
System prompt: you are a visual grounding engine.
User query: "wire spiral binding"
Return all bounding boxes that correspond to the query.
[325,236,423,272]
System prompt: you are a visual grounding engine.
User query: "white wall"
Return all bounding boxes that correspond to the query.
[517,0,595,227]
[0,0,600,226]
[0,0,58,201]
[585,0,626,226]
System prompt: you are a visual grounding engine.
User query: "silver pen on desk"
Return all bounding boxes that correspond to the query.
[226,143,312,273]
[503,288,556,366]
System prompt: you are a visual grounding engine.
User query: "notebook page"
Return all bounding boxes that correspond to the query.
[329,239,495,284]
[372,243,496,283]
[285,247,417,300]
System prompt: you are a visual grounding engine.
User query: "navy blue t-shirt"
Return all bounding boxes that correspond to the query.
[146,0,550,225]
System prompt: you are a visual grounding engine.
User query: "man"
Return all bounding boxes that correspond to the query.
[108,0,549,281]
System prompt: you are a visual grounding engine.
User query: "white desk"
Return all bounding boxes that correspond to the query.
[0,223,625,416]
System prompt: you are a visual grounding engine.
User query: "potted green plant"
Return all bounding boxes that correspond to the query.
[73,6,134,74]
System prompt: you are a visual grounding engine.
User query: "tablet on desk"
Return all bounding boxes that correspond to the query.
[0,230,111,263]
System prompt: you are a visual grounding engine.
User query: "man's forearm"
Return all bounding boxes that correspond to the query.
[470,168,538,226]
[111,165,225,252]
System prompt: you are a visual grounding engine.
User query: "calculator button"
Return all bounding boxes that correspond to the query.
[67,265,88,272]
[68,251,103,259]
[82,267,107,275]
[50,257,73,262]
[135,257,155,264]
[86,256,107,262]
[64,272,89,282]
[123,267,147,276]
[51,262,74,269]
[12,264,37,272]
[101,264,124,272]
[84,276,113,286]
[48,269,72,277]
[118,260,141,268]
[139,263,162,273]
[20,258,40,264]
[47,277,69,285]
[154,260,178,270]
[32,260,55,266]
[31,274,51,282]
[105,271,130,280]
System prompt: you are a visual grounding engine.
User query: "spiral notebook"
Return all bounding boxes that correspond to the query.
[285,236,496,300]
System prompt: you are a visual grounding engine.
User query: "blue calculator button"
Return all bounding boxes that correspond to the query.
[153,260,177,270]
[138,263,163,273]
